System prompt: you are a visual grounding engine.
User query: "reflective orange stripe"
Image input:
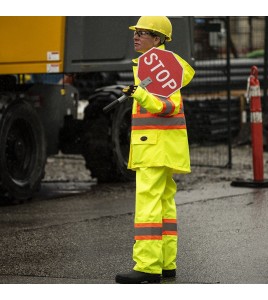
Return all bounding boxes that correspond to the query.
[135,223,162,228]
[134,223,162,240]
[162,231,177,236]
[137,98,183,116]
[132,113,185,119]
[158,96,176,116]
[132,125,186,130]
[162,219,177,236]
[135,235,162,240]
[162,219,177,223]
[134,221,177,239]
[132,102,186,130]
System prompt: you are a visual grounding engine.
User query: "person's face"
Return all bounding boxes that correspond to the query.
[133,29,161,53]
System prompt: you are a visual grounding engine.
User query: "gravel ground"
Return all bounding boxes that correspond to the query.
[43,144,268,191]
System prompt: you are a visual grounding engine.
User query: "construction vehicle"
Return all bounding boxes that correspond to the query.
[0,16,194,201]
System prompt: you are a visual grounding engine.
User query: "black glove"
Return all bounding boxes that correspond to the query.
[122,85,137,97]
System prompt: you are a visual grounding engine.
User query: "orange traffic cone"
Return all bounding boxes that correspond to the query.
[231,66,268,188]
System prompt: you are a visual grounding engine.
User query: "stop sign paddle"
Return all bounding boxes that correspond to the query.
[103,47,183,113]
[138,47,184,98]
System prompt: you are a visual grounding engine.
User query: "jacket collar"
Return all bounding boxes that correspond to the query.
[132,44,166,64]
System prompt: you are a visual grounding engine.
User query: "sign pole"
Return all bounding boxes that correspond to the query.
[103,77,152,113]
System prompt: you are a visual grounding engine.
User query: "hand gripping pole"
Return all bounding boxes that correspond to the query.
[103,77,152,113]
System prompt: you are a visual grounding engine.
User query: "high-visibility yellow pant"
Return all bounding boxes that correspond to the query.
[133,167,178,274]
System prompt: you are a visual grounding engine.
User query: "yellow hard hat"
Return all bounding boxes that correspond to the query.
[129,16,172,42]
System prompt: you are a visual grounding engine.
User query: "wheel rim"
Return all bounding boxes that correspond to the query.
[5,119,36,183]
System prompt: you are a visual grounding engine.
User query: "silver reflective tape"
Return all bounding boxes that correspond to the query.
[135,227,162,236]
[250,112,262,123]
[250,86,261,97]
[162,223,177,232]
[159,98,174,116]
[132,116,186,127]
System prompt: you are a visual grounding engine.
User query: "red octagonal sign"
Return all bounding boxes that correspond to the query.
[137,47,184,98]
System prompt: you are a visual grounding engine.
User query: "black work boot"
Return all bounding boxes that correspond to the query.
[162,269,176,278]
[115,270,161,284]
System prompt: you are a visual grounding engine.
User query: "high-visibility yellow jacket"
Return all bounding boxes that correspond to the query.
[128,45,195,174]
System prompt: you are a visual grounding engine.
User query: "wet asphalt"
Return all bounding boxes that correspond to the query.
[0,181,267,284]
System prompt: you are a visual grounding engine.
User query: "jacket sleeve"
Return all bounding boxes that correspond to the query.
[132,86,164,114]
[176,54,195,88]
[132,86,182,116]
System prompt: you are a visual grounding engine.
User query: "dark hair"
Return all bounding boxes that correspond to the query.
[150,31,166,44]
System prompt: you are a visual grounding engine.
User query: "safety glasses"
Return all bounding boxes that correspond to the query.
[134,30,156,37]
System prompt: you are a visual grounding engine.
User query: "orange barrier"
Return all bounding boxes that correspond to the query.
[231,66,268,188]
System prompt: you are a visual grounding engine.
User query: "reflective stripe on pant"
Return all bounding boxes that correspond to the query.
[133,167,178,274]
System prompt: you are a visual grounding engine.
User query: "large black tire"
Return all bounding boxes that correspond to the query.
[82,87,134,182]
[0,100,46,200]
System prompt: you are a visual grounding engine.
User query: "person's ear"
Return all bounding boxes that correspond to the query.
[153,36,161,46]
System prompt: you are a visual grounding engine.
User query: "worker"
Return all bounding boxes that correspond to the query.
[115,16,195,284]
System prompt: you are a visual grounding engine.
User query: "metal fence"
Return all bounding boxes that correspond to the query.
[183,16,267,168]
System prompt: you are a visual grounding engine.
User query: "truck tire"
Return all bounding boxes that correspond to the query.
[82,87,135,182]
[0,100,46,201]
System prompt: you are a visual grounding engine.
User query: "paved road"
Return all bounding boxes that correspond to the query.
[0,181,267,285]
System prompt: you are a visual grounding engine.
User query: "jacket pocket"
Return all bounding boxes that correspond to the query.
[131,132,157,145]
